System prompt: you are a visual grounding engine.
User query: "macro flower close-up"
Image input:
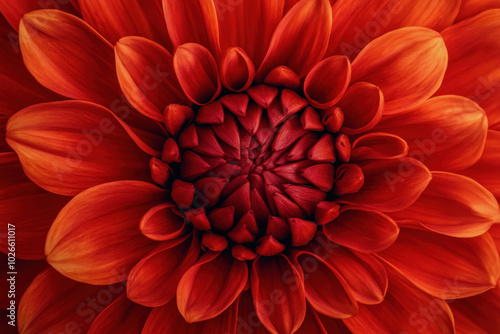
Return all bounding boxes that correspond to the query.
[1,0,500,333]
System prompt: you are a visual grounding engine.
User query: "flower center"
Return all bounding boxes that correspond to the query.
[151,85,365,259]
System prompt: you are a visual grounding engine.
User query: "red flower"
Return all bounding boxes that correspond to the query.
[1,0,500,333]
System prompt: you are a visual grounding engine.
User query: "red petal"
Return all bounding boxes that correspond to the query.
[338,158,432,212]
[264,66,301,90]
[379,228,500,299]
[220,93,250,116]
[343,263,455,334]
[6,101,154,196]
[390,172,500,237]
[351,133,408,161]
[295,305,328,334]
[45,181,166,284]
[251,255,306,334]
[315,201,340,225]
[321,107,344,133]
[455,0,500,21]
[140,202,186,241]
[332,164,364,196]
[221,47,255,92]
[127,235,199,307]
[304,56,351,109]
[302,164,335,191]
[163,0,220,57]
[351,27,447,114]
[177,252,248,322]
[174,43,221,105]
[256,0,332,80]
[284,184,327,215]
[375,95,488,171]
[289,218,317,247]
[324,207,399,253]
[196,101,224,124]
[247,85,279,109]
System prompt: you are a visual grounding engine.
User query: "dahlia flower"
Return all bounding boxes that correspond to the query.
[1,0,500,333]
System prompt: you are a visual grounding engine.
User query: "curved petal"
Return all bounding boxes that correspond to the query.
[177,252,247,323]
[338,82,383,134]
[6,101,153,196]
[233,290,269,334]
[343,263,455,334]
[216,0,285,68]
[460,130,500,201]
[455,0,500,22]
[256,0,332,80]
[351,27,448,114]
[0,153,69,259]
[140,202,186,241]
[437,9,500,128]
[390,172,500,238]
[220,47,255,92]
[127,235,200,307]
[251,255,306,334]
[87,294,151,334]
[115,36,188,121]
[19,268,122,334]
[338,158,432,212]
[379,228,500,299]
[163,0,220,57]
[374,95,488,171]
[351,133,409,161]
[295,305,328,334]
[78,0,172,48]
[45,181,166,285]
[174,43,221,105]
[324,207,399,253]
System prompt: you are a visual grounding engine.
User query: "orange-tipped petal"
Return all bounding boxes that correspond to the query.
[177,252,248,323]
[351,27,448,114]
[6,101,153,196]
[455,0,500,22]
[256,0,332,80]
[45,181,166,285]
[351,133,408,161]
[221,47,255,92]
[174,43,221,105]
[251,255,306,334]
[140,202,186,241]
[379,228,500,299]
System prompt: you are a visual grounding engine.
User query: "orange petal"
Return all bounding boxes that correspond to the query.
[351,133,408,161]
[163,0,220,57]
[343,263,455,334]
[87,294,151,334]
[390,172,500,238]
[220,47,255,92]
[375,95,488,171]
[0,153,69,259]
[256,0,332,80]
[327,0,460,59]
[142,298,239,333]
[177,252,247,323]
[338,82,383,135]
[78,0,172,48]
[127,235,199,307]
[45,181,166,285]
[19,268,121,334]
[460,130,500,201]
[351,27,448,114]
[338,158,432,212]
[251,255,306,334]
[217,0,284,68]
[455,0,500,22]
[174,43,221,105]
[324,207,399,253]
[379,228,500,299]
[6,101,153,196]
[115,36,188,121]
[437,9,500,128]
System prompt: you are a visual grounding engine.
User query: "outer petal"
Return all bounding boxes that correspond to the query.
[251,255,306,334]
[177,252,248,323]
[127,235,200,307]
[216,0,285,68]
[390,172,500,238]
[295,305,328,334]
[115,36,188,121]
[45,181,166,285]
[343,264,455,334]
[379,228,500,299]
[220,47,255,92]
[351,133,409,161]
[0,153,69,259]
[6,101,153,196]
[351,27,448,114]
[256,0,332,80]
[87,294,151,334]
[338,158,432,212]
[437,9,500,128]
[163,0,220,57]
[374,95,488,171]
[19,268,122,334]
[78,0,172,47]
[455,0,500,22]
